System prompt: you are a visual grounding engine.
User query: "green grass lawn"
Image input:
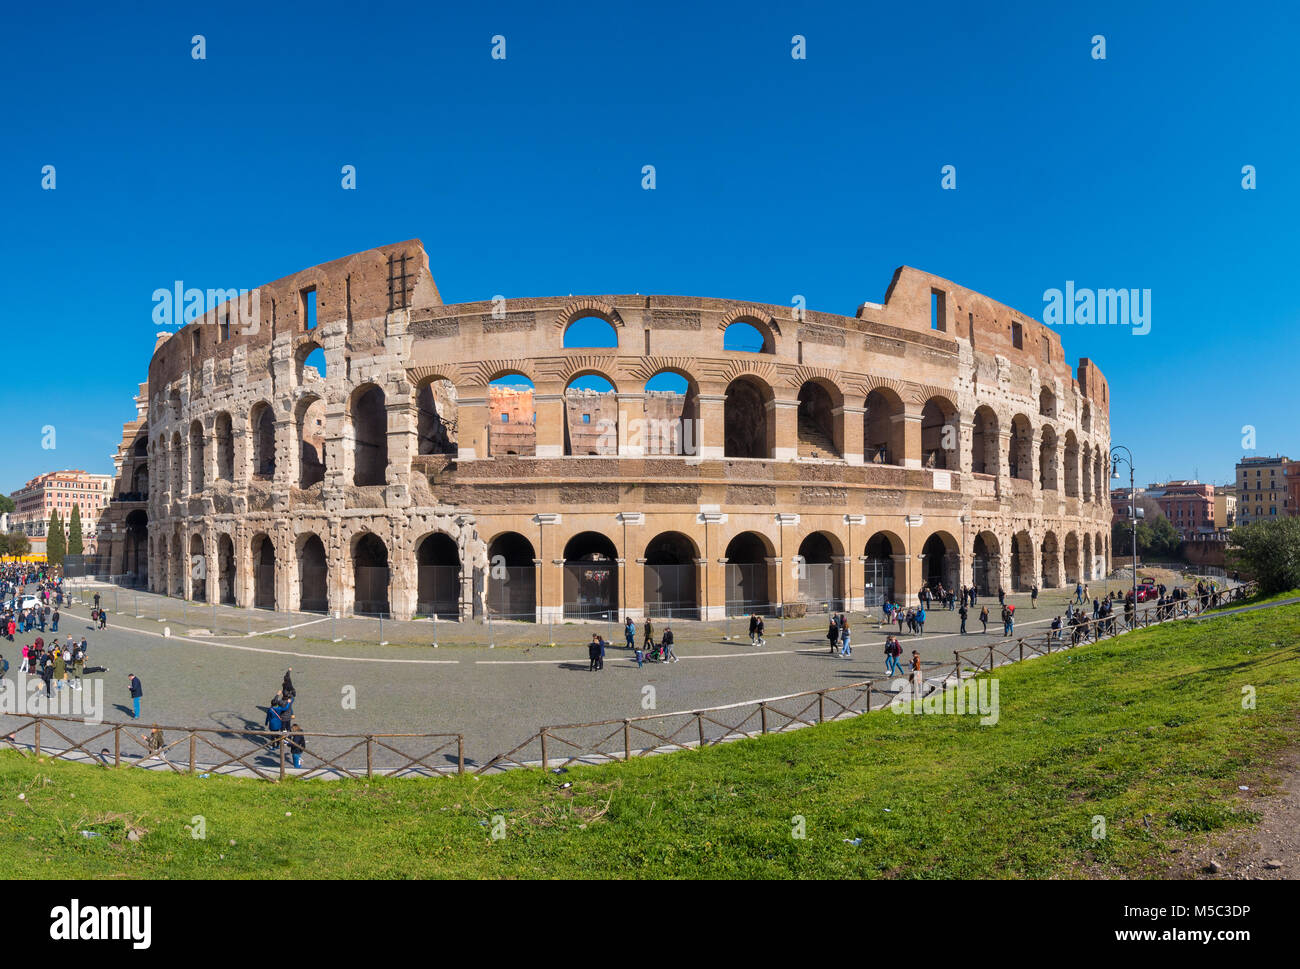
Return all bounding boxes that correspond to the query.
[3,599,1299,879]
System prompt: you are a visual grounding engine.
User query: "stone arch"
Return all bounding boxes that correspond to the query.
[415,531,460,618]
[170,530,183,597]
[350,382,388,486]
[920,531,959,595]
[214,412,234,482]
[724,375,774,459]
[796,530,844,609]
[217,532,235,604]
[863,531,903,606]
[1064,431,1080,497]
[561,316,619,349]
[1041,530,1061,588]
[296,532,329,613]
[1064,532,1080,585]
[921,395,958,470]
[972,405,999,475]
[170,431,183,495]
[972,531,1000,597]
[188,421,205,493]
[131,461,149,495]
[1039,386,1057,418]
[563,531,619,619]
[564,372,619,456]
[1081,443,1094,501]
[719,307,779,353]
[552,298,624,332]
[415,376,458,456]
[189,533,207,601]
[796,378,843,458]
[1095,531,1106,577]
[864,387,905,466]
[486,531,536,620]
[643,531,700,619]
[724,531,774,614]
[249,401,276,481]
[1008,414,1033,481]
[1039,424,1059,491]
[295,394,327,487]
[351,531,391,616]
[1010,530,1034,592]
[642,367,699,457]
[295,340,326,386]
[124,509,149,585]
[251,532,276,609]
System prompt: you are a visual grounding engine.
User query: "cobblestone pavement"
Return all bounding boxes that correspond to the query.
[0,576,1231,772]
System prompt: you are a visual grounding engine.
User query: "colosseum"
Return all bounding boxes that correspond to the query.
[98,240,1113,622]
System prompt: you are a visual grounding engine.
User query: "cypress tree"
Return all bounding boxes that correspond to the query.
[68,504,84,556]
[46,509,66,566]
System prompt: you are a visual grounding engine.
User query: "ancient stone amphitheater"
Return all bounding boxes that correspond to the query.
[100,240,1113,621]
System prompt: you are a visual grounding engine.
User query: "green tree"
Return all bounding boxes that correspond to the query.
[6,531,30,557]
[1228,518,1300,595]
[68,504,84,556]
[0,494,13,515]
[46,509,66,566]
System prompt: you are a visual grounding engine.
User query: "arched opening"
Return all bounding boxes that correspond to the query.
[250,403,276,480]
[416,378,458,456]
[1081,444,1094,502]
[170,532,183,597]
[487,532,536,620]
[1064,431,1080,497]
[921,396,958,470]
[217,534,235,604]
[972,532,999,597]
[1008,415,1033,481]
[297,343,326,384]
[489,374,536,457]
[125,510,148,586]
[297,534,328,613]
[296,395,327,488]
[131,462,149,495]
[1094,452,1105,503]
[796,380,841,459]
[351,384,388,486]
[972,405,999,475]
[352,532,391,616]
[1039,386,1056,418]
[1083,533,1094,581]
[1010,530,1034,592]
[921,532,959,595]
[643,371,698,457]
[724,377,772,459]
[1097,533,1107,576]
[562,316,618,348]
[1039,425,1059,491]
[863,532,899,607]
[724,532,772,615]
[1081,402,1091,433]
[563,531,619,619]
[564,374,618,456]
[215,412,234,482]
[1064,533,1080,585]
[643,531,699,619]
[864,389,905,465]
[252,533,276,609]
[188,422,205,493]
[722,319,774,354]
[796,531,843,611]
[1041,531,1061,588]
[132,435,148,458]
[416,533,460,618]
[189,534,206,600]
[170,432,183,494]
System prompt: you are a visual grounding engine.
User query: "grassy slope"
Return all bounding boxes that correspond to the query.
[3,601,1299,879]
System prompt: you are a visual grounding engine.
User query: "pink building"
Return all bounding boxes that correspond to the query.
[9,469,114,553]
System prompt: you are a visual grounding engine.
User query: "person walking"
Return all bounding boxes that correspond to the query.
[287,720,306,769]
[838,619,852,657]
[51,608,59,633]
[826,616,840,654]
[282,668,296,702]
[916,606,926,636]
[979,605,989,634]
[1030,585,1038,609]
[52,646,66,692]
[588,635,600,672]
[748,613,759,646]
[19,643,29,674]
[997,586,1006,606]
[127,673,143,719]
[662,625,678,663]
[959,602,968,635]
[624,616,636,651]
[642,617,654,654]
[754,614,766,648]
[71,644,84,691]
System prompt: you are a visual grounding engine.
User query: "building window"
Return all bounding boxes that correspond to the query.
[301,287,317,330]
[1011,321,1023,350]
[930,289,946,332]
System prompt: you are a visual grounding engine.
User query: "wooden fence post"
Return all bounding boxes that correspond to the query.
[189,733,196,774]
[697,713,705,749]
[114,725,120,767]
[818,691,825,723]
[457,735,464,775]
[623,720,631,761]
[278,736,285,781]
[365,736,373,779]
[34,719,40,759]
[760,702,768,734]
[540,728,548,772]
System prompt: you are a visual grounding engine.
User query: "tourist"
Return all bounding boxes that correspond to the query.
[839,619,852,657]
[662,625,678,663]
[282,668,296,702]
[287,720,306,769]
[71,643,84,691]
[754,614,766,648]
[625,616,636,651]
[826,616,839,654]
[51,608,59,633]
[909,650,923,693]
[1030,585,1038,608]
[748,613,759,646]
[127,673,143,719]
[52,646,66,692]
[588,635,600,671]
[997,586,1006,606]
[19,643,29,673]
[915,605,926,636]
[980,605,989,634]
[643,617,654,653]
[959,601,968,634]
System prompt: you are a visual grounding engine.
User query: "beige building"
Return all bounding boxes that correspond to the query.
[104,240,1113,619]
[1214,486,1236,528]
[1236,455,1290,525]
[9,469,114,553]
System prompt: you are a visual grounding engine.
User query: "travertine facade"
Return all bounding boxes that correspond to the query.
[132,240,1113,620]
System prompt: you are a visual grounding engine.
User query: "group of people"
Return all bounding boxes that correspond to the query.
[825,613,853,655]
[882,602,928,636]
[2,634,102,696]
[264,668,307,768]
[587,618,680,671]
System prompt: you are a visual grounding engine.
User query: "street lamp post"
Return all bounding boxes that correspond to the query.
[1110,445,1138,609]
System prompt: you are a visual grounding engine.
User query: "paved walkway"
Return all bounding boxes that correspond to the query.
[1,574,1245,773]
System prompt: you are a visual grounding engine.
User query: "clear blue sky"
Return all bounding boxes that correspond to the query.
[2,0,1296,494]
